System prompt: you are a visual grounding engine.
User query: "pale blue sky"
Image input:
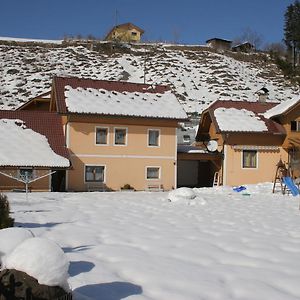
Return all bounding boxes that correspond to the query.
[0,0,295,45]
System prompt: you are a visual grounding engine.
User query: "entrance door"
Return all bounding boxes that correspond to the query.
[51,170,66,192]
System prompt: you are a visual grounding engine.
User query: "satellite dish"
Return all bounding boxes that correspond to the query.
[207,140,218,152]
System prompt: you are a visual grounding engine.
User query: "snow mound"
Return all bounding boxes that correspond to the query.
[3,237,70,290]
[168,187,196,202]
[0,227,33,263]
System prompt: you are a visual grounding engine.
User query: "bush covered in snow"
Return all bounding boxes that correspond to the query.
[2,237,70,291]
[0,268,70,299]
[0,193,14,229]
[168,187,196,202]
[0,227,33,266]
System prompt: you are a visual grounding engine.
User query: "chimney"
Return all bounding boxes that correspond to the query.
[256,87,269,102]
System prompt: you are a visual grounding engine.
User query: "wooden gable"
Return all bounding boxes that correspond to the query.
[17,91,51,111]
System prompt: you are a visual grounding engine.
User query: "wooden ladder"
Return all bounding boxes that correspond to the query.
[272,159,288,194]
[213,172,219,187]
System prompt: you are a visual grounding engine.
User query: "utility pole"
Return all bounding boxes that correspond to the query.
[143,53,147,84]
[115,9,119,27]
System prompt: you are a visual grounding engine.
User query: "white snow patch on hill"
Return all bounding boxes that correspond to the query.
[0,41,299,113]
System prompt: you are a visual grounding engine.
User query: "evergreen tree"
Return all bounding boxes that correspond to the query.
[284,0,300,67]
[0,193,14,229]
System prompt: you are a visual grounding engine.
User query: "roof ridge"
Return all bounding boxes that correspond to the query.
[53,76,170,90]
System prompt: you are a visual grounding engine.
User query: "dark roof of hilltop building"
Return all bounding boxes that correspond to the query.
[206,38,232,44]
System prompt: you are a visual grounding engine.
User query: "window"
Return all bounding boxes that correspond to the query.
[183,134,191,144]
[242,150,257,168]
[148,129,160,147]
[96,127,108,145]
[85,166,105,182]
[131,31,137,36]
[146,167,160,179]
[19,168,33,180]
[291,121,300,132]
[114,128,127,145]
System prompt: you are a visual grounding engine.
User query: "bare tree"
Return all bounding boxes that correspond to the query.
[264,42,287,57]
[171,27,181,44]
[234,27,264,50]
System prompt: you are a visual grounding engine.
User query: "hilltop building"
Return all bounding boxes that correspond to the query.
[105,23,144,43]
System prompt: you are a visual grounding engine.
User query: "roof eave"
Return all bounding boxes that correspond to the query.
[65,111,188,121]
[0,164,71,169]
[219,130,285,135]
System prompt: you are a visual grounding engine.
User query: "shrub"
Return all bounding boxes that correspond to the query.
[121,184,135,190]
[0,193,14,229]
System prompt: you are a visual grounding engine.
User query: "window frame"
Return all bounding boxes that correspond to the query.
[18,168,34,180]
[291,120,300,132]
[148,129,160,147]
[114,127,128,146]
[183,134,191,144]
[95,126,109,146]
[84,165,106,183]
[146,166,161,180]
[242,150,258,169]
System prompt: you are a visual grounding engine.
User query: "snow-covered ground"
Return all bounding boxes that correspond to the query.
[5,183,300,300]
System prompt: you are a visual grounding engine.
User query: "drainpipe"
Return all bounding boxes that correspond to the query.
[64,115,70,191]
[222,133,229,186]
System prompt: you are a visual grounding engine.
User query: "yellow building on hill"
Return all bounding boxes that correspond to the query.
[105,23,144,43]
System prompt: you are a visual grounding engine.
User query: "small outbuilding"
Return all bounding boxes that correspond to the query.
[0,110,70,192]
[232,41,255,52]
[206,38,232,51]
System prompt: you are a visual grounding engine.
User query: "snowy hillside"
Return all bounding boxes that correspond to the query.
[0,38,299,113]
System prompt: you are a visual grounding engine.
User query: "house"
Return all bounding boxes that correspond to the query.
[42,76,187,192]
[206,38,232,51]
[105,23,144,43]
[0,110,70,192]
[196,100,288,186]
[264,96,300,178]
[232,41,255,53]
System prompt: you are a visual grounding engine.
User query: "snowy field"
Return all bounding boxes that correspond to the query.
[5,183,300,300]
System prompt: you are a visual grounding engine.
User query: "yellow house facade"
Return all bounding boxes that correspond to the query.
[264,96,300,178]
[50,76,187,192]
[196,100,288,186]
[105,23,144,43]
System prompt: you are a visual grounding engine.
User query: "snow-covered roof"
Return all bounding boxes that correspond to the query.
[264,96,300,119]
[54,76,187,120]
[0,119,69,168]
[177,145,207,153]
[0,111,70,168]
[215,107,268,132]
[198,100,286,135]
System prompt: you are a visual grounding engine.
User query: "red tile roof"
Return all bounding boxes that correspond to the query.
[0,110,69,163]
[53,76,171,115]
[206,100,286,135]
